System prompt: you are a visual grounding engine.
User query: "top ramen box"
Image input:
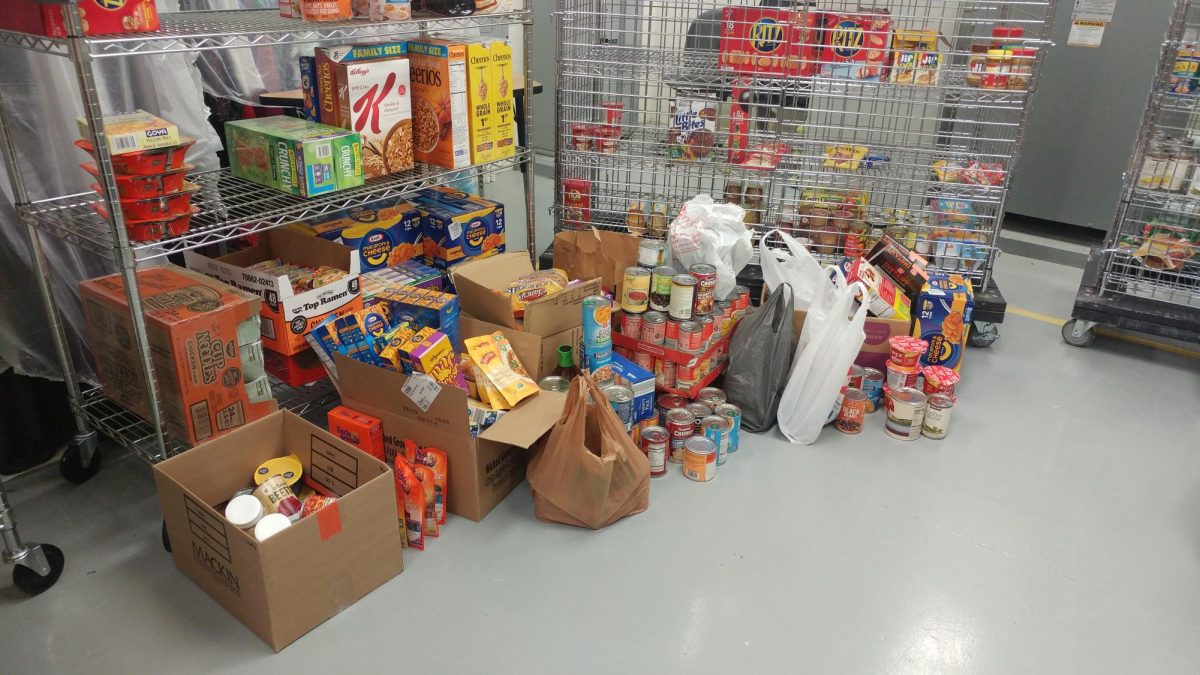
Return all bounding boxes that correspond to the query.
[408,39,472,169]
[820,8,893,81]
[718,7,819,78]
[4,0,159,38]
[913,272,975,373]
[226,116,364,198]
[334,54,414,177]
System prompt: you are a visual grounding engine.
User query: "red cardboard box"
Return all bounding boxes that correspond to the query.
[819,9,892,81]
[4,0,159,38]
[718,7,819,78]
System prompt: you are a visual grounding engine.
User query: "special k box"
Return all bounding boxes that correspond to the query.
[718,7,819,78]
[334,52,414,177]
[4,0,159,38]
[185,228,363,356]
[79,265,277,446]
[314,41,409,128]
[408,39,471,169]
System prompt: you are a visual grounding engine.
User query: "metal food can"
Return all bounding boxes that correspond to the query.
[715,300,733,333]
[581,295,612,349]
[664,318,682,347]
[669,274,697,320]
[677,321,703,351]
[621,266,652,314]
[848,364,865,390]
[657,393,688,419]
[665,408,696,463]
[637,239,666,268]
[683,437,717,481]
[689,263,718,315]
[861,368,885,412]
[639,311,667,344]
[632,350,654,371]
[885,387,927,441]
[686,402,712,436]
[640,425,670,477]
[650,266,676,312]
[677,356,701,387]
[731,285,751,313]
[538,375,571,393]
[619,309,643,338]
[701,415,731,466]
[715,403,742,453]
[583,342,613,384]
[655,358,677,388]
[921,394,954,440]
[834,388,869,434]
[885,360,921,390]
[697,314,715,345]
[253,475,302,522]
[698,387,726,409]
[602,384,635,431]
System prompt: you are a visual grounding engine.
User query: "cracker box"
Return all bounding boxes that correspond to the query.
[890,29,942,86]
[6,0,160,38]
[288,196,423,272]
[335,53,414,177]
[76,110,180,156]
[225,116,363,198]
[328,405,386,461]
[846,258,911,321]
[821,9,892,81]
[913,272,975,373]
[411,187,505,269]
[314,41,410,128]
[718,7,819,78]
[408,40,471,169]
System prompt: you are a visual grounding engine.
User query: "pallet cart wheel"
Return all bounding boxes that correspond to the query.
[59,441,102,485]
[969,322,1000,348]
[1061,319,1096,348]
[12,544,65,596]
[161,520,171,553]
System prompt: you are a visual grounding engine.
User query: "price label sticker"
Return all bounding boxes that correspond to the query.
[401,373,442,412]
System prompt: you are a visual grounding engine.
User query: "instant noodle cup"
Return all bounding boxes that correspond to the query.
[82,162,193,201]
[75,137,195,175]
[922,365,960,397]
[888,335,928,369]
[91,203,199,242]
[93,181,199,221]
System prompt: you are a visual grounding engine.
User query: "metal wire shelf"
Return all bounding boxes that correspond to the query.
[21,149,530,262]
[0,8,532,59]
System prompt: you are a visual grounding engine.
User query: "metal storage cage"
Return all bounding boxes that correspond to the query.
[0,9,536,473]
[552,0,1057,343]
[1065,0,1200,347]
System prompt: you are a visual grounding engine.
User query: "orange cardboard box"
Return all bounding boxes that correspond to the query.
[79,265,277,446]
[327,405,385,462]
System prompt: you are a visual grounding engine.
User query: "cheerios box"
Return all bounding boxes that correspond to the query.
[185,228,363,356]
[287,196,423,272]
[408,39,471,169]
[411,187,506,269]
[913,272,974,373]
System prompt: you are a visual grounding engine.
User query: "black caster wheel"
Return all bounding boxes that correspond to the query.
[969,322,1000,348]
[59,442,102,485]
[1061,319,1096,348]
[12,544,65,596]
[162,520,172,553]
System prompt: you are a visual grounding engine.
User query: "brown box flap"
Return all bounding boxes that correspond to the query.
[479,389,566,448]
[218,227,356,273]
[451,252,601,336]
[334,354,470,432]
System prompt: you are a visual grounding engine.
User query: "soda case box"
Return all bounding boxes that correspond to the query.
[4,0,159,38]
[184,228,363,356]
[718,7,820,78]
[287,196,423,272]
[79,265,277,446]
[334,52,414,177]
[225,116,363,198]
[408,39,472,169]
[314,41,410,128]
[820,9,893,81]
[913,272,975,373]
[609,353,655,424]
[410,187,505,268]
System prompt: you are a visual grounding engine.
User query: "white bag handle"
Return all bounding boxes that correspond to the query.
[758,229,828,312]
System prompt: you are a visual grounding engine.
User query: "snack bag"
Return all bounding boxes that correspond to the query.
[412,464,440,538]
[406,441,450,525]
[465,332,539,407]
[503,269,569,317]
[470,358,511,410]
[393,456,426,550]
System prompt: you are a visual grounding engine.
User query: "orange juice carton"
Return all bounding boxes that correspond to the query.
[913,272,974,373]
[76,110,179,156]
[409,330,467,391]
[328,406,386,462]
[408,39,471,169]
[334,51,414,177]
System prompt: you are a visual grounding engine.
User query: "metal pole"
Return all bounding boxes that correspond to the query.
[0,480,50,576]
[522,11,538,264]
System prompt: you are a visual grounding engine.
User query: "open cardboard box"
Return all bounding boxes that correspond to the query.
[185,228,363,356]
[334,353,567,521]
[450,252,601,336]
[153,411,404,652]
[459,314,580,381]
[763,283,912,372]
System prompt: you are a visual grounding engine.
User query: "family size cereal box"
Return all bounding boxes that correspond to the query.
[458,38,497,164]
[409,40,471,169]
[299,56,322,123]
[334,52,414,177]
[913,272,975,373]
[411,187,505,269]
[315,41,408,128]
[718,7,819,78]
[288,196,423,272]
[225,116,363,197]
[820,9,892,81]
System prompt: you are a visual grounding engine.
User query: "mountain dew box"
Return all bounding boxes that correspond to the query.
[225,116,363,197]
[913,272,974,373]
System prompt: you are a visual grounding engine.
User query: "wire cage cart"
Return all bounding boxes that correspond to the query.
[552,0,1056,344]
[1065,0,1200,348]
[0,6,537,558]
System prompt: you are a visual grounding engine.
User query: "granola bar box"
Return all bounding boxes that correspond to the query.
[225,116,364,198]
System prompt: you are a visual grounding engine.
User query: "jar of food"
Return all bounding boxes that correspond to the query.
[982,49,1009,89]
[571,123,593,151]
[966,44,990,87]
[1165,138,1193,192]
[626,200,646,236]
[742,186,765,226]
[1139,138,1171,190]
[1008,47,1036,90]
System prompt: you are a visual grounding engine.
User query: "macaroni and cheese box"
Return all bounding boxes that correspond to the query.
[411,187,505,268]
[408,39,471,169]
[610,353,655,425]
[374,285,462,351]
[913,273,975,373]
[225,116,363,198]
[184,228,363,356]
[288,196,423,272]
[718,7,819,78]
[79,266,277,446]
[334,52,414,177]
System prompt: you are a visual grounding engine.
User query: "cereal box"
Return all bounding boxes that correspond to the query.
[76,110,179,156]
[821,9,892,81]
[490,38,518,161]
[411,187,505,269]
[668,93,718,161]
[289,197,423,272]
[456,38,496,164]
[718,7,819,78]
[334,54,413,177]
[299,56,322,123]
[315,41,410,128]
[408,40,471,169]
[23,0,160,38]
[225,116,363,198]
[913,272,974,373]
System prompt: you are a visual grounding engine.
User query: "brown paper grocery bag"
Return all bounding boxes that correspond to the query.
[552,228,642,297]
[527,371,650,529]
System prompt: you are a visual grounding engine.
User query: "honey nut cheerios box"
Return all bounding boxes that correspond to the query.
[407,39,472,170]
[913,272,974,373]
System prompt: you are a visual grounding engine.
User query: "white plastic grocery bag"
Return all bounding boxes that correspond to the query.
[759,228,830,312]
[777,275,869,445]
[667,194,753,301]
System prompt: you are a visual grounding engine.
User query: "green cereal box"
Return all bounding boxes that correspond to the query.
[225,116,364,198]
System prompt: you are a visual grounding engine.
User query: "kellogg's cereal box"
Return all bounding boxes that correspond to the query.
[820,8,892,81]
[335,53,413,177]
[913,272,974,373]
[408,40,471,169]
[718,7,819,78]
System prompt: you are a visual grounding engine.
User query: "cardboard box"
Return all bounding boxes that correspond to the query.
[718,7,819,78]
[79,266,277,446]
[913,273,975,373]
[408,39,471,169]
[489,38,518,161]
[452,252,603,336]
[411,187,506,268]
[4,0,159,38]
[610,353,655,423]
[287,196,423,272]
[184,228,363,356]
[460,314,580,382]
[334,354,566,521]
[334,53,414,177]
[225,116,363,198]
[327,405,385,461]
[820,9,892,81]
[154,411,403,651]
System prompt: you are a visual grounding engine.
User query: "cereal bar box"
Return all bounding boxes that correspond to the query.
[913,272,974,373]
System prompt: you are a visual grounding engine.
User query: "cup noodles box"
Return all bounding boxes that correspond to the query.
[410,187,505,268]
[225,116,363,198]
[185,228,364,356]
[913,272,975,373]
[79,265,277,446]
[718,7,819,78]
[288,196,423,272]
[4,0,159,38]
[332,52,413,177]
[820,8,893,81]
[408,39,472,169]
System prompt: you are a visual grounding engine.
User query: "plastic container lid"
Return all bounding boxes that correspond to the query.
[225,494,264,530]
[254,513,292,542]
[254,454,303,486]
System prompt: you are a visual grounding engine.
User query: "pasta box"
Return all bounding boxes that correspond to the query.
[410,187,505,269]
[820,8,892,81]
[718,7,819,78]
[913,272,975,373]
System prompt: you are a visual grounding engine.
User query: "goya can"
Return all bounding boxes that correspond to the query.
[538,375,570,393]
[655,358,677,388]
[640,311,667,344]
[885,387,927,441]
[698,387,726,409]
[638,239,666,268]
[602,384,635,431]
[834,388,868,434]
[689,263,718,315]
[686,402,712,436]
[921,394,954,439]
[657,393,688,419]
[678,321,703,351]
[640,425,670,477]
[715,403,742,453]
[861,367,885,412]
[701,415,730,466]
[669,274,697,320]
[633,350,654,371]
[665,408,696,463]
[619,310,642,338]
[682,437,717,481]
[582,295,612,349]
[621,266,651,314]
[650,266,676,312]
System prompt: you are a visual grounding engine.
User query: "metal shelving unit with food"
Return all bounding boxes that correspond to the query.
[553,0,1057,346]
[1065,0,1200,347]
[0,3,537,477]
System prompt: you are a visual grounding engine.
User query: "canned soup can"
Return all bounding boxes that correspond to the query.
[582,295,612,349]
[682,437,717,481]
[701,415,730,466]
[640,311,667,344]
[640,425,670,477]
[621,266,651,314]
[665,408,696,463]
[669,274,697,320]
[715,403,742,452]
[885,387,927,441]
[689,263,718,315]
[602,384,635,431]
[922,394,954,440]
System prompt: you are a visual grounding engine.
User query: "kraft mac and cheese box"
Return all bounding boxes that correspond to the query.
[410,187,505,268]
[375,285,462,351]
[225,116,363,197]
[913,272,975,373]
[610,352,655,424]
[288,196,423,272]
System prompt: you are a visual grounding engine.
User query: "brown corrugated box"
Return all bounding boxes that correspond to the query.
[459,314,580,382]
[451,252,601,337]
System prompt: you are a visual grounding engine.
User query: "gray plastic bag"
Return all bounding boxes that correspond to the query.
[724,284,795,432]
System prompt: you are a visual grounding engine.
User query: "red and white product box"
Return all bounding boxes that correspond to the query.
[336,56,414,177]
[4,0,159,37]
[718,7,819,78]
[820,9,892,81]
[847,258,911,321]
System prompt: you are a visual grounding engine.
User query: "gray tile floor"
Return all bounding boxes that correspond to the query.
[3,186,1200,673]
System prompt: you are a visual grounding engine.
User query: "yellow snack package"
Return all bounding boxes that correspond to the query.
[465,332,539,407]
[501,268,569,318]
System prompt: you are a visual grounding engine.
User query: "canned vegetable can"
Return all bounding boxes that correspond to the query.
[715,403,742,452]
[621,266,651,314]
[669,274,697,320]
[650,266,676,312]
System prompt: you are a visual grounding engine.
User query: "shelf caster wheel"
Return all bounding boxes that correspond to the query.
[59,435,101,485]
[969,322,1000,348]
[12,544,65,596]
[162,520,171,553]
[1061,319,1096,348]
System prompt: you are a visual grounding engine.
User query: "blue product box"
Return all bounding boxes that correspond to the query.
[380,288,462,352]
[288,196,423,272]
[610,352,655,423]
[410,187,506,269]
[299,56,320,123]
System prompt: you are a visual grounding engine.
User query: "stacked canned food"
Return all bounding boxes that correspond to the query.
[581,295,614,384]
[640,388,742,482]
